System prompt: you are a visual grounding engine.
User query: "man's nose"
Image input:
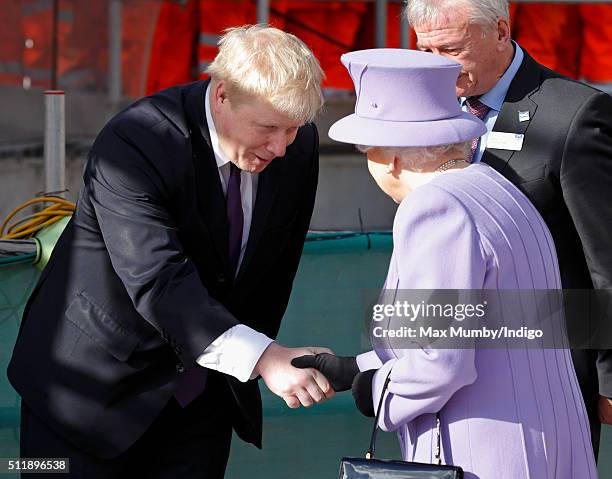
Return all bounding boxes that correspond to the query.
[266,132,287,158]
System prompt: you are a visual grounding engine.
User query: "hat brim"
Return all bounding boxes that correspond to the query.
[328,111,487,147]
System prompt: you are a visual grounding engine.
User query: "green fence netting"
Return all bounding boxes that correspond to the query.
[0,263,38,469]
[1,233,610,478]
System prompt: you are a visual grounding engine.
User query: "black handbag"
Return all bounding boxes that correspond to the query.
[339,372,463,478]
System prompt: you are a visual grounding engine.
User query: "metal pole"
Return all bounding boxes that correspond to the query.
[109,0,122,104]
[44,91,66,196]
[257,0,269,25]
[400,5,409,49]
[375,0,387,48]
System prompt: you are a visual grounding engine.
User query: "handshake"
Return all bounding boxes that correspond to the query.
[253,342,360,409]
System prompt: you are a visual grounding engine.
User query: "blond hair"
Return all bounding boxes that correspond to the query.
[206,24,324,123]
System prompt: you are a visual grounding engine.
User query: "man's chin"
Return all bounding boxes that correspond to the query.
[239,161,270,174]
[252,155,275,172]
[456,86,475,98]
[455,79,478,98]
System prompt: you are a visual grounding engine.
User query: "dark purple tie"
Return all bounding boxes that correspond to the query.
[226,162,244,278]
[174,163,244,408]
[466,97,490,162]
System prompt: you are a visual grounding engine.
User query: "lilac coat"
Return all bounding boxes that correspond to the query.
[357,163,597,479]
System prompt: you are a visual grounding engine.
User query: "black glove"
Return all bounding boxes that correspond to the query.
[291,353,359,392]
[351,369,376,417]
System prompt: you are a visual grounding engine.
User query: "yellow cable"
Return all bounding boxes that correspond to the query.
[8,209,73,235]
[0,196,76,240]
[8,211,72,236]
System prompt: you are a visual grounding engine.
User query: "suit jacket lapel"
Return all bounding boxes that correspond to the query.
[235,158,283,284]
[482,51,541,173]
[184,80,230,273]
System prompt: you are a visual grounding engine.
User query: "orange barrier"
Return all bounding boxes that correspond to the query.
[512,3,612,82]
[1,2,611,97]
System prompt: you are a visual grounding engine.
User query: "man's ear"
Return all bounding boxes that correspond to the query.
[212,81,228,109]
[497,17,511,45]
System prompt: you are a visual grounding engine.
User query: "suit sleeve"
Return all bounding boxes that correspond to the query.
[372,187,485,431]
[84,122,239,367]
[561,91,612,397]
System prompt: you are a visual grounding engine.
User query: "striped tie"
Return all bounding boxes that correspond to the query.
[466,97,490,162]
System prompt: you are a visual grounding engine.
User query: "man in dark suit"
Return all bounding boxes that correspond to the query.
[8,25,334,478]
[407,0,612,456]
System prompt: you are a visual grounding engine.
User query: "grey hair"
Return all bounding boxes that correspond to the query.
[405,0,509,29]
[357,141,472,170]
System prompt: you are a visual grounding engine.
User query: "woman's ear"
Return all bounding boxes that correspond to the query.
[391,155,402,176]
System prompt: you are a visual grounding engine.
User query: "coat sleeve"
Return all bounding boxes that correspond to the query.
[372,186,486,431]
[357,350,384,371]
[561,91,612,397]
[83,120,239,367]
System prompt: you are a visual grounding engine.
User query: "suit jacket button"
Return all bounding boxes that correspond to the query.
[217,274,227,284]
[176,363,185,373]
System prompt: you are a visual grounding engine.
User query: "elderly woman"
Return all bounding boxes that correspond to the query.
[293,49,597,478]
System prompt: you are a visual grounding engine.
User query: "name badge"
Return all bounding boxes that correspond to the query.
[486,132,524,151]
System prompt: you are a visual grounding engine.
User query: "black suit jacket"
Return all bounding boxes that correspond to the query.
[8,80,319,458]
[482,49,612,447]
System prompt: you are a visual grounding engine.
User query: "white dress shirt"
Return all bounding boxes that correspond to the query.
[195,84,273,382]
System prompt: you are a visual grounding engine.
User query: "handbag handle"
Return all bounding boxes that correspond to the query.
[365,370,442,466]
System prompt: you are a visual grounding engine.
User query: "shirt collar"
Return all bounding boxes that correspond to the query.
[205,83,231,169]
[461,41,524,112]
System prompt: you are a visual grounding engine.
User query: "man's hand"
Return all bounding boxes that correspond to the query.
[599,395,612,424]
[254,343,335,408]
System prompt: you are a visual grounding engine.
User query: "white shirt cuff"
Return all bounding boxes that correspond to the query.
[196,324,273,382]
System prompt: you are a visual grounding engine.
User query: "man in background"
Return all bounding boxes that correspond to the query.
[406,0,612,456]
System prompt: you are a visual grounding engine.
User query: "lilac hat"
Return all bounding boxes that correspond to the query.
[328,49,486,147]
